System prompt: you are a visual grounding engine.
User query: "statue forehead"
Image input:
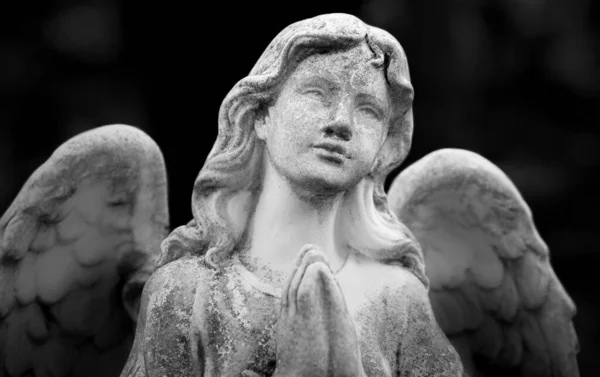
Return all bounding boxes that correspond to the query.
[284,44,388,94]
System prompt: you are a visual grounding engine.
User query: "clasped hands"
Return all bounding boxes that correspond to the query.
[272,245,367,377]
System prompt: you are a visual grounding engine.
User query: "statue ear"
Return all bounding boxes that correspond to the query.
[372,110,413,175]
[254,108,270,141]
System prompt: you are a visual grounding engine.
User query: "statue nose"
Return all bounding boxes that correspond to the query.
[322,123,352,141]
[321,100,353,141]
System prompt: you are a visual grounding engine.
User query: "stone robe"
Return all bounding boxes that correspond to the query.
[120,253,464,377]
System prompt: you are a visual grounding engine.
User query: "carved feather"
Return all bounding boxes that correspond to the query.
[388,148,579,377]
[0,125,169,377]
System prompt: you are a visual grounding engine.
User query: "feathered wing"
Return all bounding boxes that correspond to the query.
[388,149,579,377]
[0,125,169,377]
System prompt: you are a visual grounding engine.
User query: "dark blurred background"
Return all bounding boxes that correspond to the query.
[1,0,598,375]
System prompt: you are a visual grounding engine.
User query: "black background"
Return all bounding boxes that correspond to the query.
[1,0,598,375]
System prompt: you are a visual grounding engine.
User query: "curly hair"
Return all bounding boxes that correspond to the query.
[157,13,428,287]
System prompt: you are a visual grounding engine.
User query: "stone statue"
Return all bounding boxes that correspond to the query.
[0,13,580,377]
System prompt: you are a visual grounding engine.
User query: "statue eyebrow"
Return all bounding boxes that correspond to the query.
[356,92,389,112]
[300,75,339,91]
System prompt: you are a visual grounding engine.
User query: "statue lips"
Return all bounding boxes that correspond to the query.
[312,142,350,165]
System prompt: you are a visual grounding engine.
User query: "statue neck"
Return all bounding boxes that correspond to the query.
[243,159,348,274]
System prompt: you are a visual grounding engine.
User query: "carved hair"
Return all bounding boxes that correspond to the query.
[157,13,428,287]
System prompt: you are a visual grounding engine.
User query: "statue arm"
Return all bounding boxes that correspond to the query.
[120,258,202,377]
[395,275,465,377]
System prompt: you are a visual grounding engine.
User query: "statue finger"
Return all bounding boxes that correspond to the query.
[280,244,315,310]
[293,244,328,267]
[297,261,332,316]
[282,245,328,315]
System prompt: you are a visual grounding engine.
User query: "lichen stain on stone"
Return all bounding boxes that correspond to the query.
[399,297,463,377]
[225,265,252,331]
[206,267,231,373]
[247,315,277,374]
[143,259,202,377]
[196,256,281,375]
[352,286,401,376]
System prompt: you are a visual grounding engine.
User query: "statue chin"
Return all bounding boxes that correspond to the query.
[270,154,367,201]
[285,167,362,201]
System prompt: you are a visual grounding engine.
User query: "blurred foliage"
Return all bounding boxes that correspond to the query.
[0,0,598,375]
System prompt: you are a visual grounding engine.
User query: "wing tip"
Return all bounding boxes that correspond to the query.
[393,148,518,191]
[388,148,529,217]
[55,124,163,159]
[7,124,166,212]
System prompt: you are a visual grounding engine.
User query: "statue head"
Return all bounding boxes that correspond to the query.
[159,13,427,285]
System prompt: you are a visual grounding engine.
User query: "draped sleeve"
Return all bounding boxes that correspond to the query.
[395,271,465,377]
[120,257,204,377]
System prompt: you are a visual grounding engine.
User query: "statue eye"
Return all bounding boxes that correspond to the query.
[303,88,326,100]
[359,106,382,120]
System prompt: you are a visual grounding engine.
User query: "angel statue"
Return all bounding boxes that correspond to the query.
[0,13,580,377]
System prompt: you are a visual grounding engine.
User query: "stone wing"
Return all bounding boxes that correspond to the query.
[0,125,169,377]
[388,149,579,377]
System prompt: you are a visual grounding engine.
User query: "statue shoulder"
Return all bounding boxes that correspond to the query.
[348,253,426,294]
[144,255,211,307]
[375,262,430,314]
[341,253,429,314]
[136,256,211,376]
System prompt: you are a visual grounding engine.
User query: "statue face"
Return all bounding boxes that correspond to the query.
[256,43,391,195]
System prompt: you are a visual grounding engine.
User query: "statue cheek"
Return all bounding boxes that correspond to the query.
[282,105,310,131]
[355,126,383,158]
[352,145,380,176]
[362,126,379,140]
